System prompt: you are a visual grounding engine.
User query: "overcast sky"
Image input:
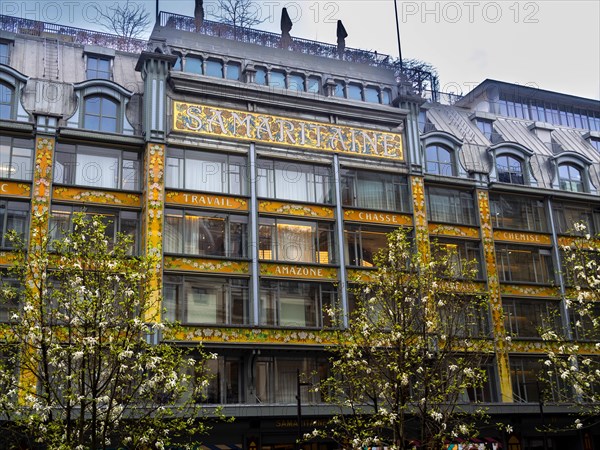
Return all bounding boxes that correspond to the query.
[4,1,599,100]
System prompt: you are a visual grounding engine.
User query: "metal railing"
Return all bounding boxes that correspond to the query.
[159,11,392,68]
[0,14,147,53]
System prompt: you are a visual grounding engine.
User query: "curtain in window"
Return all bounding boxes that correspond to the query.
[75,153,118,189]
[277,223,314,262]
[357,179,385,209]
[185,158,224,192]
[279,296,307,327]
[163,214,183,253]
[275,166,310,202]
[186,286,218,323]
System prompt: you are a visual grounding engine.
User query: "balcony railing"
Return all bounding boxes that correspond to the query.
[159,11,393,68]
[0,14,147,53]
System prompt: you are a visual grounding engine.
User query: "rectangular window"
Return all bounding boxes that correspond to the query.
[0,137,34,181]
[201,354,243,404]
[510,357,569,403]
[53,143,140,190]
[465,360,498,403]
[347,83,362,100]
[185,56,203,74]
[503,298,562,338]
[570,303,600,341]
[255,355,328,404]
[288,73,304,91]
[269,70,286,89]
[163,275,249,325]
[0,272,19,322]
[476,119,494,140]
[496,244,554,284]
[344,225,390,267]
[432,239,483,279]
[166,148,247,195]
[341,169,410,212]
[426,187,476,225]
[259,218,333,264]
[163,209,247,258]
[48,206,139,254]
[0,200,29,248]
[226,62,241,80]
[490,194,547,232]
[255,67,267,85]
[364,86,379,103]
[259,280,336,328]
[307,76,321,94]
[0,42,9,65]
[552,202,600,235]
[205,59,223,78]
[333,80,344,98]
[86,55,112,80]
[257,159,332,204]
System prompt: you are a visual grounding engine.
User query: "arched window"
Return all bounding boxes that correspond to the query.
[0,82,14,120]
[496,155,524,184]
[425,144,454,176]
[83,96,118,133]
[558,163,584,192]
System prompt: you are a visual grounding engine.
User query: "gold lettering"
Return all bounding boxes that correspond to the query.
[207,109,227,134]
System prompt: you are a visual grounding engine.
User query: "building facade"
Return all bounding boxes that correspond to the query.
[1,11,600,450]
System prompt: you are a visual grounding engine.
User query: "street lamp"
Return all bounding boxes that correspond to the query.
[296,368,312,450]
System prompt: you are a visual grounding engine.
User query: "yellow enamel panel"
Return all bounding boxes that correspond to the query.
[260,263,337,280]
[347,268,377,283]
[173,101,403,160]
[428,223,480,239]
[343,209,412,226]
[0,250,18,266]
[164,256,250,275]
[53,187,141,207]
[477,189,513,402]
[0,181,31,198]
[168,327,338,346]
[259,201,334,219]
[165,190,248,211]
[493,230,552,245]
[500,284,560,298]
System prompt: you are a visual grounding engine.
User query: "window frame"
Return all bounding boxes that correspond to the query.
[0,199,29,249]
[426,186,476,225]
[85,55,112,80]
[341,168,410,213]
[496,244,554,284]
[489,194,547,232]
[0,65,29,122]
[0,136,34,181]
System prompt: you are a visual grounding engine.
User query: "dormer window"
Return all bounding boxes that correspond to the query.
[83,96,118,132]
[0,42,9,65]
[426,144,454,176]
[558,163,584,192]
[496,155,524,185]
[0,82,12,120]
[476,119,494,141]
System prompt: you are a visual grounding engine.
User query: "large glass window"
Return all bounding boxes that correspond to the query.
[53,143,140,190]
[496,245,553,284]
[185,56,203,74]
[269,70,286,89]
[425,144,455,176]
[503,299,562,338]
[552,202,600,235]
[341,169,409,212]
[164,209,247,258]
[201,354,243,404]
[0,200,29,248]
[163,275,249,325]
[83,96,118,133]
[259,218,333,264]
[347,83,362,100]
[558,163,584,192]
[255,355,328,404]
[364,86,379,103]
[259,280,336,328]
[0,82,13,120]
[0,272,19,322]
[0,137,34,181]
[510,357,569,403]
[570,303,600,341]
[86,56,111,80]
[166,148,247,195]
[48,205,139,253]
[258,159,332,204]
[226,62,241,81]
[288,73,304,91]
[489,194,547,232]
[255,67,267,85]
[464,360,498,403]
[496,155,525,184]
[431,239,482,279]
[426,187,476,225]
[344,225,391,267]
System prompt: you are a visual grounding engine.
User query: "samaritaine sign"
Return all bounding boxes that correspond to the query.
[173,101,403,160]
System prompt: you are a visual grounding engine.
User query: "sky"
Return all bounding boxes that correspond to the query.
[3,0,599,100]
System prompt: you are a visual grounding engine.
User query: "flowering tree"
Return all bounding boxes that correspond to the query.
[0,214,216,449]
[542,222,600,426]
[314,228,492,450]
